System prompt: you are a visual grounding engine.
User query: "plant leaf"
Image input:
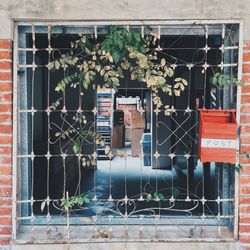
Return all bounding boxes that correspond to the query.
[41,201,46,212]
[55,60,60,70]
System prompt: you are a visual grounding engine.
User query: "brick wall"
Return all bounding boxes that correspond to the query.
[0,40,12,247]
[0,39,250,248]
[240,41,250,249]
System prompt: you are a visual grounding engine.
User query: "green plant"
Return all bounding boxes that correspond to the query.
[41,193,90,212]
[47,26,188,170]
[48,26,187,109]
[60,193,90,210]
[145,192,165,202]
[210,72,244,88]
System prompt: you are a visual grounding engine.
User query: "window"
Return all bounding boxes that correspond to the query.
[14,21,241,242]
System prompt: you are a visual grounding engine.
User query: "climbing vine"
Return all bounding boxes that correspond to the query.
[44,26,189,211]
[48,26,187,108]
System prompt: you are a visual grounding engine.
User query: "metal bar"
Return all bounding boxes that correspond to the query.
[12,20,19,242]
[13,21,240,242]
[234,20,243,240]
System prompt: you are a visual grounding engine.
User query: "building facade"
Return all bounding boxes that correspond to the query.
[1,1,250,249]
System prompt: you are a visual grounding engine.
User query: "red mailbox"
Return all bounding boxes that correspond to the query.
[198,109,238,163]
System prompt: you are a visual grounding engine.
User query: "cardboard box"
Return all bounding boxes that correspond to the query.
[125,126,132,142]
[112,125,125,148]
[131,128,144,157]
[130,111,145,129]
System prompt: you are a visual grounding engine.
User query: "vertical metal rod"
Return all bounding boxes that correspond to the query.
[30,24,36,237]
[46,25,52,235]
[109,157,113,201]
[203,25,208,108]
[234,20,243,240]
[66,191,70,249]
[12,21,19,241]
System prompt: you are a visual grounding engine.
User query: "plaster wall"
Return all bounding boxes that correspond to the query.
[0,0,250,39]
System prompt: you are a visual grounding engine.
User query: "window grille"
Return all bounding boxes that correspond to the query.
[13,21,241,243]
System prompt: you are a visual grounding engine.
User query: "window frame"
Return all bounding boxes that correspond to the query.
[12,20,243,241]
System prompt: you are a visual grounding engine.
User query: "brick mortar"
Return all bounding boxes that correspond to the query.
[0,39,12,247]
[240,40,250,246]
[1,37,250,247]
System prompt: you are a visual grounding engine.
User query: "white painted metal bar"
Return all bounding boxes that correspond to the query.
[12,20,19,242]
[234,20,243,240]
[12,20,240,243]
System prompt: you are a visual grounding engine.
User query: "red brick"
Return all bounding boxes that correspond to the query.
[0,217,11,226]
[241,125,250,134]
[0,114,11,123]
[0,147,12,155]
[241,136,250,144]
[0,207,12,216]
[244,53,250,62]
[241,115,250,124]
[242,75,250,83]
[0,40,12,50]
[240,225,250,233]
[0,136,12,144]
[0,52,11,61]
[240,186,250,195]
[0,167,11,175]
[0,227,11,235]
[0,72,12,81]
[0,104,12,113]
[244,43,250,50]
[0,187,11,196]
[242,86,250,94]
[241,156,250,164]
[0,176,11,187]
[0,237,10,245]
[242,95,250,104]
[240,234,250,243]
[0,82,12,92]
[240,216,250,224]
[243,64,250,74]
[240,166,250,175]
[240,205,250,214]
[0,125,12,134]
[240,176,250,185]
[241,145,250,154]
[0,104,12,115]
[0,61,12,70]
[0,158,11,165]
[240,196,250,204]
[0,198,11,207]
[0,93,12,103]
[241,105,250,113]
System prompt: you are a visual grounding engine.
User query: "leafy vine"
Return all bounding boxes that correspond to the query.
[48,26,187,109]
[45,26,188,209]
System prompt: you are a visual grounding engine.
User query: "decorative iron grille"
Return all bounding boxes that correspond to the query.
[13,21,241,243]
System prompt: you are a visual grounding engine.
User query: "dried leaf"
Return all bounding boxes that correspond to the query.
[161,58,166,67]
[104,146,111,155]
[41,201,46,212]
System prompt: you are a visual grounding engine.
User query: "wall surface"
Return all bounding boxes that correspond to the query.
[0,0,250,39]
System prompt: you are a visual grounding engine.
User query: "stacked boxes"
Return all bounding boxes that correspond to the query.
[130,111,145,156]
[112,125,125,148]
